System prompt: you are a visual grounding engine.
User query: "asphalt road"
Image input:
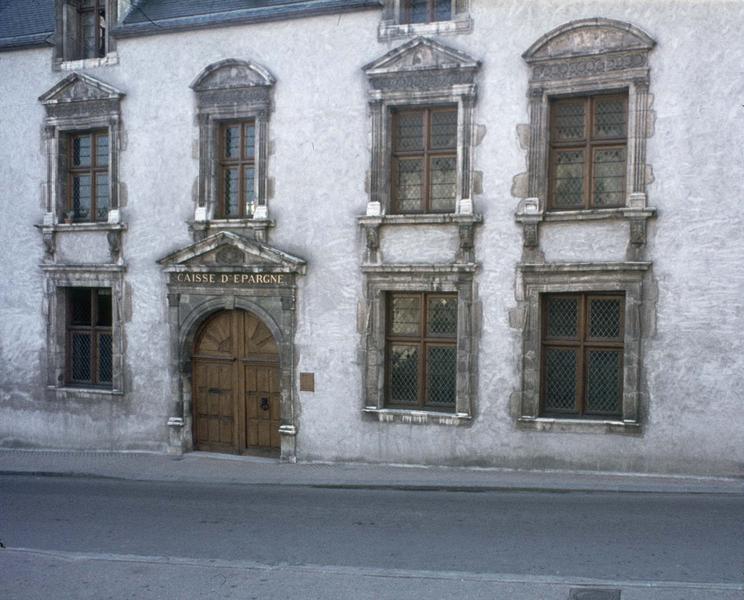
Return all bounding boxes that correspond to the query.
[1,475,742,599]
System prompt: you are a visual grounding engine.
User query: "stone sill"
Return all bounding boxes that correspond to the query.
[38,223,127,233]
[517,417,641,435]
[359,213,482,227]
[518,261,651,274]
[364,407,471,426]
[378,16,473,41]
[54,53,119,71]
[48,385,124,400]
[191,219,274,230]
[362,263,477,274]
[516,207,656,223]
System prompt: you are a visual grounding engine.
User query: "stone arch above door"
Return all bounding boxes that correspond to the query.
[158,231,306,461]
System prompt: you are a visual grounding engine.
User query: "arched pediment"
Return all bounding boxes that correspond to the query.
[523,18,655,63]
[190,59,275,92]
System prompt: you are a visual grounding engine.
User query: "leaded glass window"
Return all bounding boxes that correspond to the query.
[549,94,627,210]
[67,131,109,222]
[541,293,624,417]
[392,107,457,213]
[66,288,112,387]
[218,121,256,219]
[402,0,452,24]
[386,292,457,410]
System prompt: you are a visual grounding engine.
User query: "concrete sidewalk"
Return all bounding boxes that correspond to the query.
[1,448,742,495]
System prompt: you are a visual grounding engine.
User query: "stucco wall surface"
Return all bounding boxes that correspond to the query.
[0,1,742,476]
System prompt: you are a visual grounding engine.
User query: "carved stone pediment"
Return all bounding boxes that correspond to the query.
[523,18,655,63]
[191,59,275,92]
[364,36,480,77]
[39,72,125,105]
[158,231,306,274]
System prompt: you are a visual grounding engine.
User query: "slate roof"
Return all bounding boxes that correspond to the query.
[0,0,382,50]
[0,0,54,50]
[117,0,383,37]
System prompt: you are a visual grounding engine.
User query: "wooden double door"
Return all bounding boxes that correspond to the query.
[192,310,281,454]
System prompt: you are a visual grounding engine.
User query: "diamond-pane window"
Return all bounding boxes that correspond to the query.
[67,131,109,223]
[392,107,458,213]
[549,94,627,210]
[218,121,256,219]
[387,292,457,410]
[67,288,113,387]
[541,293,624,417]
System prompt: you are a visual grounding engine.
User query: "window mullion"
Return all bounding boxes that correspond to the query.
[423,110,430,211]
[418,292,426,407]
[577,294,587,415]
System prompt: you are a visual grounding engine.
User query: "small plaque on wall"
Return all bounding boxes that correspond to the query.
[300,372,315,392]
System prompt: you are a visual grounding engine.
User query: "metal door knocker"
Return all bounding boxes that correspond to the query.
[260,397,270,411]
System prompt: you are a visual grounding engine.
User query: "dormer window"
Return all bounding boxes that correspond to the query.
[379,1,471,40]
[78,0,107,59]
[56,0,117,67]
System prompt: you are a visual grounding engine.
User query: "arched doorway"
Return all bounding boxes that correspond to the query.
[192,309,280,455]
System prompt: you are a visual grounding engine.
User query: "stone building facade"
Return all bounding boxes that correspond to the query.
[0,0,742,477]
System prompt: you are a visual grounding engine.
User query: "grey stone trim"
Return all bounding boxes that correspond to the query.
[517,19,657,256]
[378,0,472,42]
[158,232,306,461]
[39,72,125,229]
[113,1,381,38]
[516,261,650,433]
[363,37,480,217]
[363,408,471,426]
[42,264,127,395]
[35,222,127,262]
[53,0,119,70]
[361,263,478,422]
[191,59,275,233]
[359,214,482,264]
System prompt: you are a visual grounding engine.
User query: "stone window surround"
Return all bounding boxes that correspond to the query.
[363,37,480,220]
[42,263,126,397]
[517,261,649,435]
[53,0,119,71]
[39,73,124,231]
[362,264,477,426]
[190,59,275,240]
[379,0,472,41]
[516,18,657,255]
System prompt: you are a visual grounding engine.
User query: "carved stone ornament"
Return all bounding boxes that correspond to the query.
[107,230,122,262]
[215,246,245,265]
[39,72,125,106]
[629,218,647,246]
[42,231,56,259]
[191,59,275,92]
[365,225,380,252]
[363,36,480,92]
[523,222,539,248]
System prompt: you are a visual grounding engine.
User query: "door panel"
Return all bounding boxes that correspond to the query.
[193,310,279,454]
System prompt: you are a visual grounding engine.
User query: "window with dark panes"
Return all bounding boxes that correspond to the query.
[402,0,452,24]
[541,293,624,418]
[67,288,112,387]
[67,131,109,222]
[78,0,107,59]
[386,292,457,410]
[218,121,257,219]
[549,94,627,210]
[392,107,457,213]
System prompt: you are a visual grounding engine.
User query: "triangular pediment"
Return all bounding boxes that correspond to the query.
[191,59,275,92]
[524,18,655,62]
[39,72,125,105]
[363,37,480,76]
[158,231,306,273]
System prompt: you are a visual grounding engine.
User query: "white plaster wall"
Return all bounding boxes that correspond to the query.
[0,1,743,475]
[380,226,460,263]
[56,232,113,264]
[540,222,628,263]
